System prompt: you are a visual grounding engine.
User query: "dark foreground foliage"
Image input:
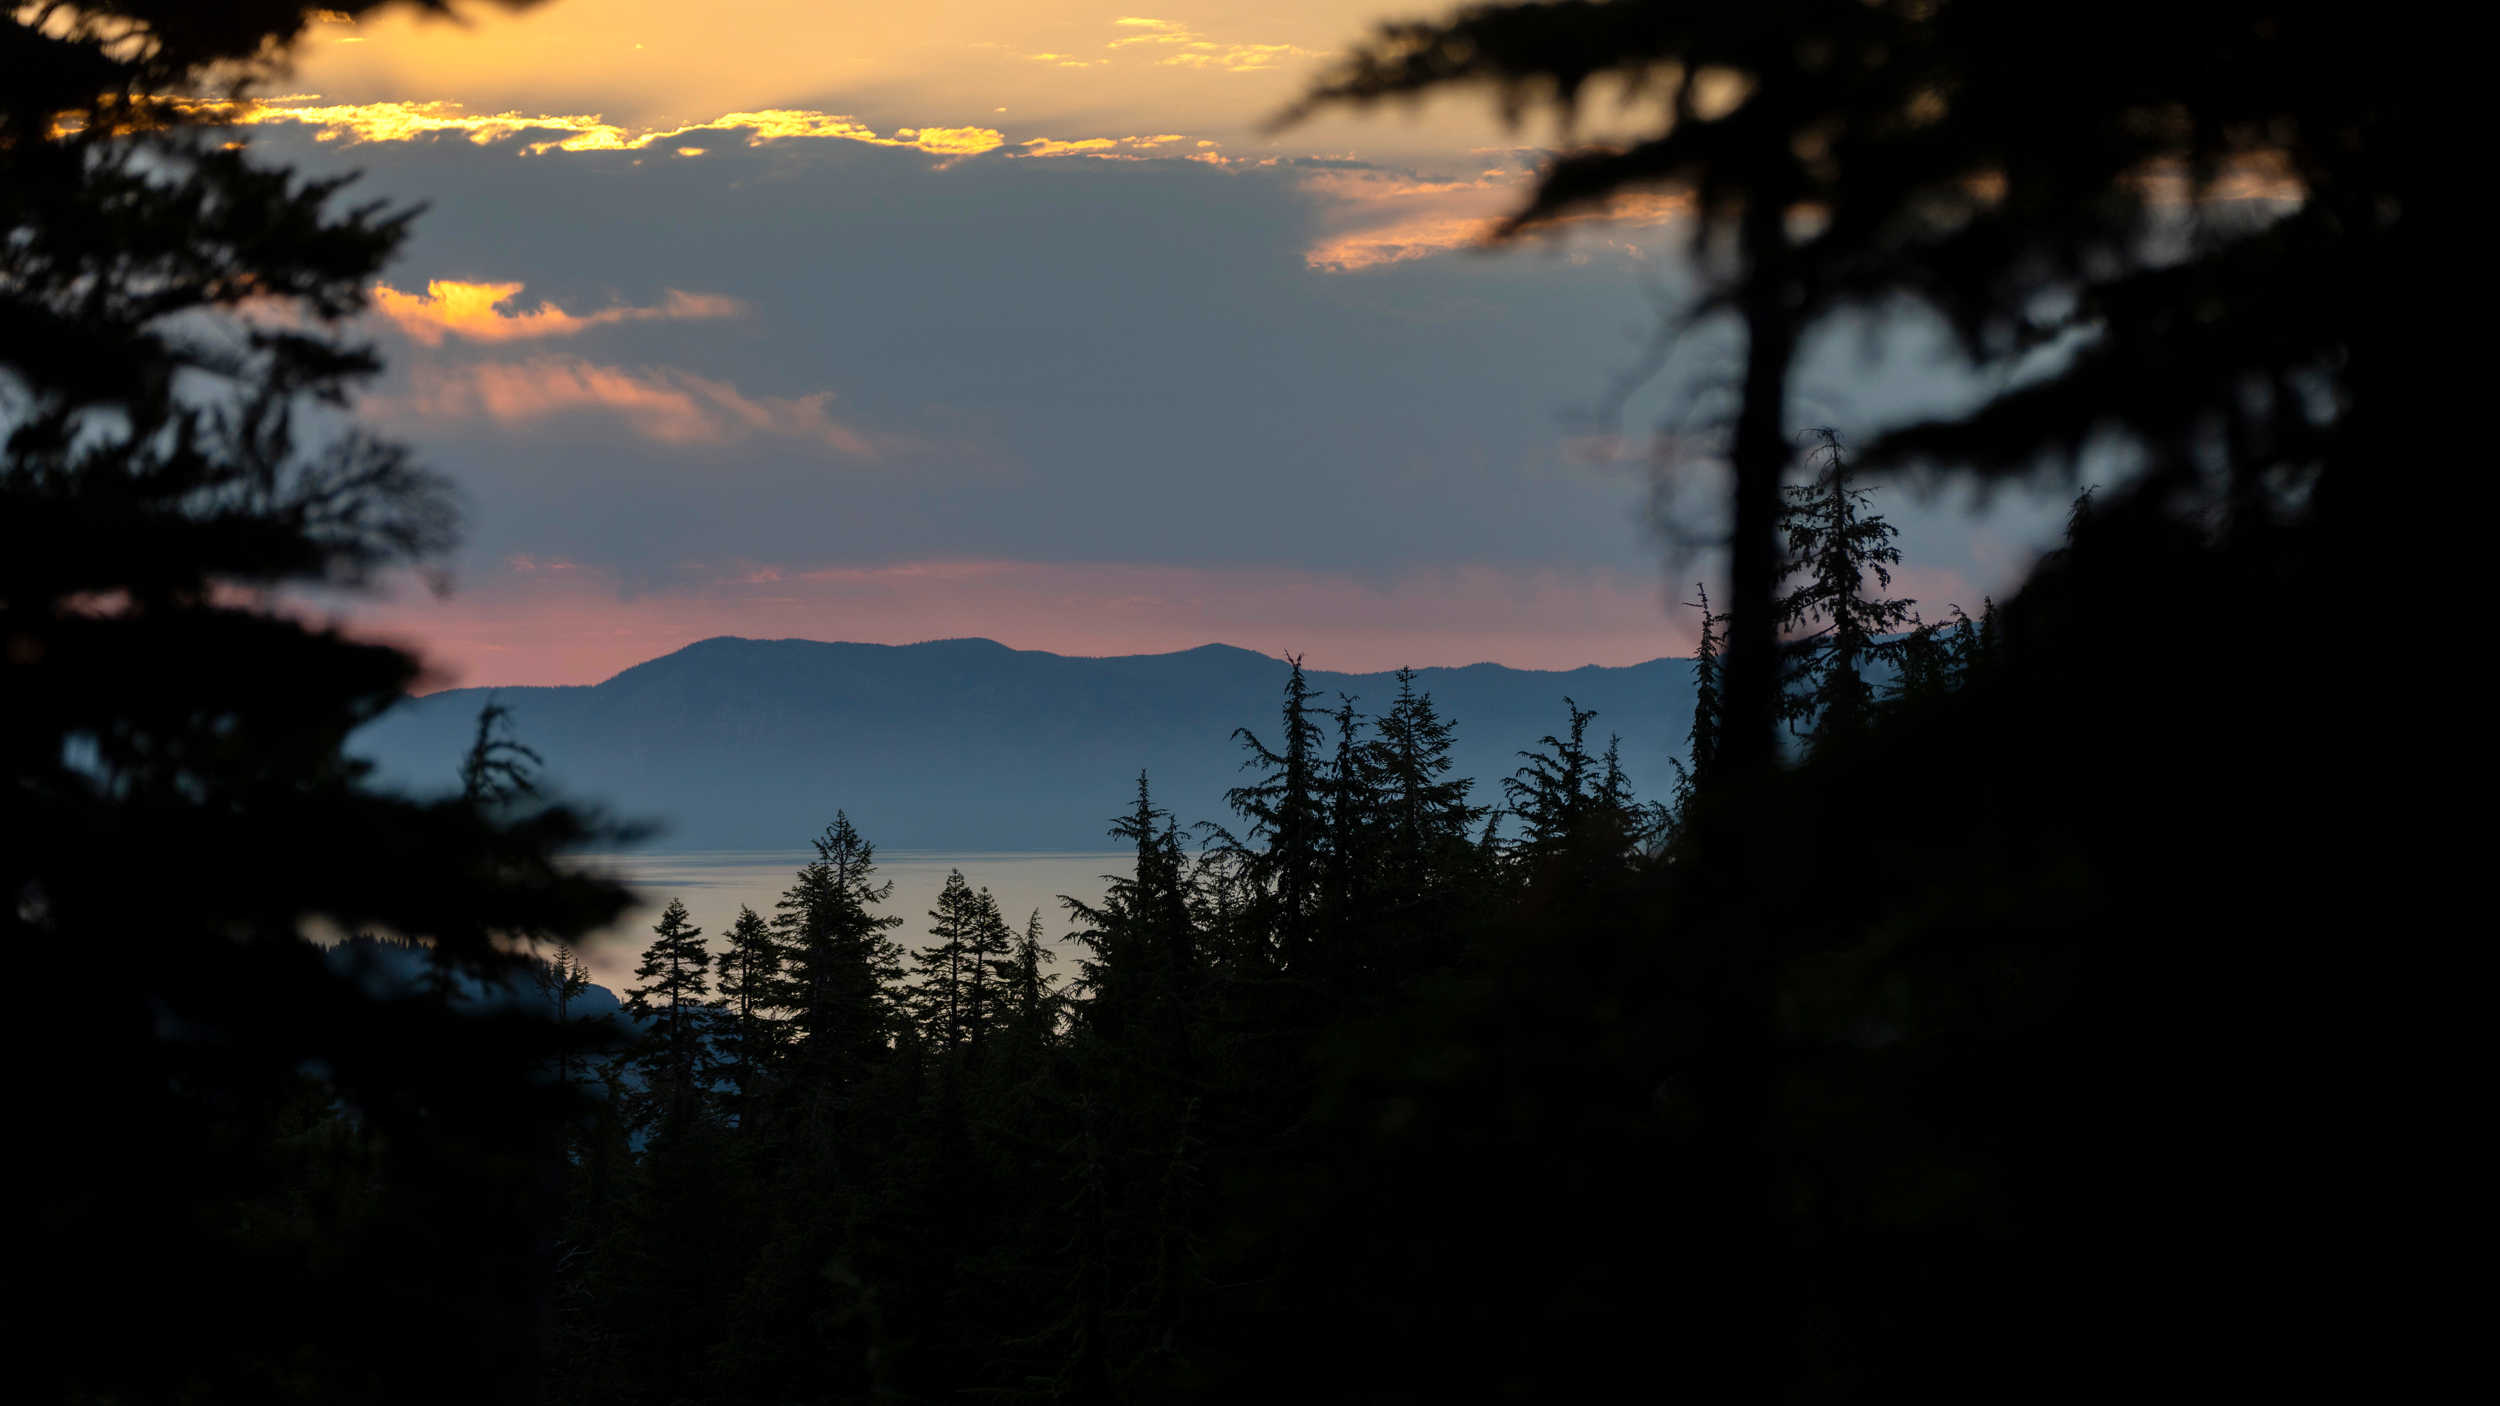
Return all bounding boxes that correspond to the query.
[7,6,634,1403]
[559,470,2410,1403]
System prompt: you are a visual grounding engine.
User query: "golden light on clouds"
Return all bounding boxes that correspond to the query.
[287,1,1515,165]
[254,2,1677,277]
[243,89,1683,274]
[1103,17,1323,71]
[225,97,1006,156]
[388,357,875,453]
[238,92,1224,168]
[1016,133,1192,158]
[245,80,1692,274]
[373,280,743,345]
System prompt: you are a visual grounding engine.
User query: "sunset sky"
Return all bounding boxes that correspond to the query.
[269,0,2072,686]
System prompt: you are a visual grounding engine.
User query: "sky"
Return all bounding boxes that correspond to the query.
[263,0,2076,686]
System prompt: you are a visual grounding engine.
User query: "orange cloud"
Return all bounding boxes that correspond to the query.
[1300,165,1696,272]
[280,1,1521,173]
[1017,136,1122,158]
[373,280,742,346]
[223,95,1200,168]
[1014,133,1191,159]
[388,356,874,453]
[1107,17,1322,72]
[220,97,1005,156]
[892,125,1010,155]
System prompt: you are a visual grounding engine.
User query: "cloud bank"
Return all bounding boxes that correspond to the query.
[223,98,1009,156]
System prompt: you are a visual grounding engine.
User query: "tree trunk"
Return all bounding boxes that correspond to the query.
[1721,271,1798,771]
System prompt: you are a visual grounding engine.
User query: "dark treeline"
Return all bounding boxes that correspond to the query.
[555,454,1995,1404]
[556,664,1522,1403]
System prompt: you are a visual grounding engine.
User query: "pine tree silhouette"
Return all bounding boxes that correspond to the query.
[1002,907,1062,1047]
[912,870,982,1050]
[713,903,789,1120]
[1774,429,1916,747]
[1665,585,1729,837]
[6,9,636,1399]
[622,898,716,1118]
[773,813,905,1099]
[1227,656,1327,972]
[1505,698,1602,862]
[961,885,1016,1048]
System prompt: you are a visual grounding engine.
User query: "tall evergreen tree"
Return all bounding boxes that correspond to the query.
[961,886,1016,1048]
[1888,601,1997,708]
[534,945,601,1091]
[1057,776,1216,1397]
[1289,0,2435,769]
[1685,585,1726,784]
[1504,699,1603,861]
[1666,586,1728,833]
[1319,692,1387,976]
[1000,907,1062,1049]
[1775,429,1916,746]
[1369,669,1486,913]
[1948,599,1999,679]
[622,898,715,1110]
[713,903,789,1117]
[1227,656,1328,972]
[1071,775,1200,1013]
[1889,613,1957,708]
[912,869,982,1050]
[773,813,906,1095]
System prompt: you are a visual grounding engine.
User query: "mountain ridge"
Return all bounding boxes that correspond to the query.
[353,636,1697,851]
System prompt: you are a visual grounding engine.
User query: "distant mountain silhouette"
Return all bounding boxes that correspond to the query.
[351,638,1695,851]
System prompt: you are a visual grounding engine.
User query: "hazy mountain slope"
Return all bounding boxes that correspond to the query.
[350,638,1695,851]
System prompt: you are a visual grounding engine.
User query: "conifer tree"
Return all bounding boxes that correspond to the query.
[1320,693,1387,975]
[1369,669,1485,908]
[622,898,715,1109]
[773,813,906,1092]
[1685,586,1726,784]
[1775,429,1916,746]
[1889,602,1999,709]
[1071,775,1200,1010]
[1006,907,1061,1035]
[912,870,981,1050]
[1949,600,2000,680]
[1666,587,1728,834]
[1580,731,1655,859]
[962,887,1016,1048]
[1889,614,1956,708]
[1505,699,1603,862]
[1227,656,1328,971]
[713,904,788,1116]
[1057,776,1216,1395]
[535,946,601,1091]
